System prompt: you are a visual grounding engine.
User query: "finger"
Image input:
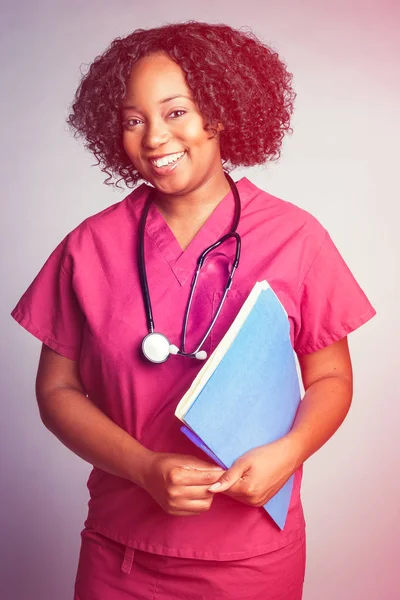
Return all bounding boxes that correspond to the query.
[174,484,218,500]
[181,466,223,471]
[179,455,225,471]
[208,462,246,493]
[167,496,214,516]
[219,479,246,496]
[172,466,224,487]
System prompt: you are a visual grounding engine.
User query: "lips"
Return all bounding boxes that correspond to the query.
[148,151,187,176]
[149,151,186,168]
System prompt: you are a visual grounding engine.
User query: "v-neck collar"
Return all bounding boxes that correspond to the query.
[131,177,251,286]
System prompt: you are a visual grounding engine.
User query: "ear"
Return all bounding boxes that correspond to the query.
[205,121,224,140]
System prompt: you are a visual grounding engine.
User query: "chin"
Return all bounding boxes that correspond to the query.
[153,175,192,196]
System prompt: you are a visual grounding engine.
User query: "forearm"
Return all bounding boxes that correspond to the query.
[286,374,353,469]
[37,387,152,486]
[210,339,355,504]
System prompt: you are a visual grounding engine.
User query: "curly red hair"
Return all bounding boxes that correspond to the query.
[68,21,296,187]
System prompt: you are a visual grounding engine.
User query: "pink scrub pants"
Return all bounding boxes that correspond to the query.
[74,529,306,600]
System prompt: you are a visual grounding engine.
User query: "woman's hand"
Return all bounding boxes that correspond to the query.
[208,437,298,507]
[140,452,225,516]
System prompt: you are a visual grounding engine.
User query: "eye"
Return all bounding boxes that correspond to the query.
[123,117,143,129]
[169,110,186,119]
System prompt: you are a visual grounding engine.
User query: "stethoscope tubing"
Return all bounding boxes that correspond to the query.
[139,172,241,360]
[138,194,156,334]
[181,231,241,355]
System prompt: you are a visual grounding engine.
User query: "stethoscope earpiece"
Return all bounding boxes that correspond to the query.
[139,173,241,363]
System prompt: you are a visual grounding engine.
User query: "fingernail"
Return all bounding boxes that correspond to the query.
[208,482,222,492]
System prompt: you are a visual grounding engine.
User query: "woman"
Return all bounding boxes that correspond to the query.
[11,21,375,599]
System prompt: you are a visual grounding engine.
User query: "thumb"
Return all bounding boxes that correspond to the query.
[208,461,245,493]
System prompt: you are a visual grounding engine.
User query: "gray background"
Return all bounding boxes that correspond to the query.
[1,0,398,598]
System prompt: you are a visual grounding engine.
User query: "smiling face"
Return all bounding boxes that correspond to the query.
[121,53,226,199]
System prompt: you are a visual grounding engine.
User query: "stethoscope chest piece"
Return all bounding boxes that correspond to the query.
[142,332,172,363]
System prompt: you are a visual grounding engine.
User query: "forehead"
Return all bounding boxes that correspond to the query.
[125,53,191,102]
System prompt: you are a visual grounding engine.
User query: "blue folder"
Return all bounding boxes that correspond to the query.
[179,285,301,529]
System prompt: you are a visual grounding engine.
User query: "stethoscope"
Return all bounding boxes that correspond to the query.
[139,172,241,363]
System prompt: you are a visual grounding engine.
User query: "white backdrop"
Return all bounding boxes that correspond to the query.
[1,1,398,598]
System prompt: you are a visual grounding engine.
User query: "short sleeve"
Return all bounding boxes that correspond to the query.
[11,235,85,361]
[294,230,376,355]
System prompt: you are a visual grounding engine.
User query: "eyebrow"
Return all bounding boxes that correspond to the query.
[121,95,192,111]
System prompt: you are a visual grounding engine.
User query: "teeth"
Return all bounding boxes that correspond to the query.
[151,151,185,168]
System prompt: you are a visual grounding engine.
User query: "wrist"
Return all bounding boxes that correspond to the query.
[128,446,157,488]
[278,432,305,472]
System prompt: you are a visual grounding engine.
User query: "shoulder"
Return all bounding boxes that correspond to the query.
[239,177,327,261]
[61,184,149,268]
[70,183,148,240]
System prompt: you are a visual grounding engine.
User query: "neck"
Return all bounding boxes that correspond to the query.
[153,170,231,224]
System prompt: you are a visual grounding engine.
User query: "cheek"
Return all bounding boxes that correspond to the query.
[121,138,143,172]
[185,132,219,160]
[181,118,210,146]
[122,133,140,159]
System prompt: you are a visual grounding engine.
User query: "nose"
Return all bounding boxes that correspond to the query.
[142,118,170,149]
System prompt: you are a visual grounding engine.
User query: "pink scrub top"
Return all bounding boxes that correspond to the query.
[11,177,375,560]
